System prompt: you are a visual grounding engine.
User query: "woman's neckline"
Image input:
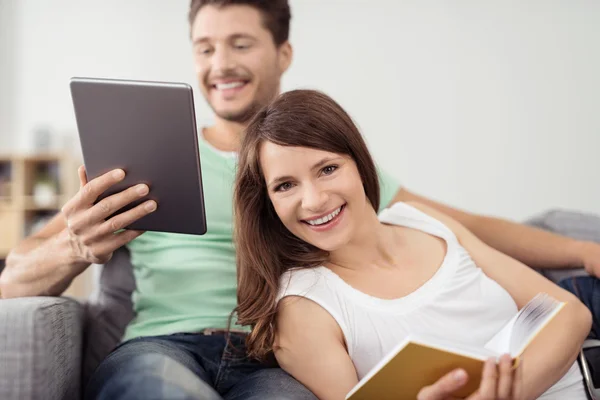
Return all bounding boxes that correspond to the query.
[315,203,458,312]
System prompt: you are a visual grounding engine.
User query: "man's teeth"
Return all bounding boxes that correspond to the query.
[215,81,245,90]
[307,207,342,226]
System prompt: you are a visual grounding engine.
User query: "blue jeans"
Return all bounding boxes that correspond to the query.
[84,332,317,400]
[559,276,600,339]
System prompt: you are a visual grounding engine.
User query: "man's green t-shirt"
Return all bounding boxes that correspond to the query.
[123,139,400,340]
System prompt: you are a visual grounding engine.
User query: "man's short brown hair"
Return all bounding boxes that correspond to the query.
[188,0,291,46]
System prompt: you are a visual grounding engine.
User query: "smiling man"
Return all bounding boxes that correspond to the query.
[192,1,292,152]
[2,1,600,399]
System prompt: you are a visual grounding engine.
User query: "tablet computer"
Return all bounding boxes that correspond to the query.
[70,77,207,235]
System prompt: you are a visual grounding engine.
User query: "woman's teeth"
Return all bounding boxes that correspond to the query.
[306,206,342,226]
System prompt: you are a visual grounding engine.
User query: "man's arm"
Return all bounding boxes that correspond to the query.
[1,213,88,298]
[392,188,600,272]
[0,166,156,298]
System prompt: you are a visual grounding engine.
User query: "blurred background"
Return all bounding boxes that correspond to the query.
[0,0,599,296]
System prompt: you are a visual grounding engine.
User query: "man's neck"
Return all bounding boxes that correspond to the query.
[202,117,247,153]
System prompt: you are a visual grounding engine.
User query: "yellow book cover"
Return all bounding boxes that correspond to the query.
[346,294,565,400]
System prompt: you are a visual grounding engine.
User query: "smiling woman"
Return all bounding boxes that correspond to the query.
[233,89,590,400]
[234,88,381,360]
[235,88,380,263]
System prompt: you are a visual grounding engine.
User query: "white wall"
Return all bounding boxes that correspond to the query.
[2,0,599,220]
[0,0,17,151]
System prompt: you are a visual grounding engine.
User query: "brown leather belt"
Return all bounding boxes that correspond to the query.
[200,328,248,336]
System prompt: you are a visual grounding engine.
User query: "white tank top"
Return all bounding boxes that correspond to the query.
[277,202,585,399]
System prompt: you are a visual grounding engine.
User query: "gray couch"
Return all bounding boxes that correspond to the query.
[0,246,136,400]
[1,209,599,400]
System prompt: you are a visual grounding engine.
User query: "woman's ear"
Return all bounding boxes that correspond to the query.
[277,41,293,74]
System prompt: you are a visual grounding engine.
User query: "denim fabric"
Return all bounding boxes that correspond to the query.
[84,332,317,400]
[559,276,600,339]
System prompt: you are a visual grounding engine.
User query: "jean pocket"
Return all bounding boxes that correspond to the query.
[221,334,250,363]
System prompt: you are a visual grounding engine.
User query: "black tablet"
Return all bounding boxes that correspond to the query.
[70,77,207,235]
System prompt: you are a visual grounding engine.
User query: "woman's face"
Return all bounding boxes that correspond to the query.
[260,141,370,252]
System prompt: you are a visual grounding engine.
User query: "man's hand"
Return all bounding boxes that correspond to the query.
[417,355,523,400]
[61,166,157,265]
[579,241,600,277]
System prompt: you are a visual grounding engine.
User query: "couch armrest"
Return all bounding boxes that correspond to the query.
[0,297,84,400]
[525,209,600,283]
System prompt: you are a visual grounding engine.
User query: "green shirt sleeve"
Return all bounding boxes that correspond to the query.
[377,166,401,212]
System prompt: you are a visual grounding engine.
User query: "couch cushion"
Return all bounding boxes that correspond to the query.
[82,246,135,386]
[0,296,83,400]
[525,209,600,283]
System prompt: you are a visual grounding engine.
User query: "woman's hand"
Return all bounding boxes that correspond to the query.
[467,355,523,400]
[417,355,523,400]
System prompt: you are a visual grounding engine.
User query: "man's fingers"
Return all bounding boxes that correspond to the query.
[97,200,157,235]
[417,369,468,400]
[88,183,152,222]
[62,165,96,215]
[496,354,513,399]
[78,168,126,205]
[78,165,88,188]
[89,229,145,261]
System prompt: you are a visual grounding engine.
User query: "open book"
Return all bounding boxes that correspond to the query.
[346,293,565,400]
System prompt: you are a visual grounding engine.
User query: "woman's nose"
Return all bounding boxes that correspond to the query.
[302,184,328,213]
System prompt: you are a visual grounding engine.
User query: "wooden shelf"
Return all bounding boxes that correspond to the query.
[23,196,65,211]
[0,200,13,211]
[0,153,78,254]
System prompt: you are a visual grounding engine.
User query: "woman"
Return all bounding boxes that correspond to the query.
[233,89,591,399]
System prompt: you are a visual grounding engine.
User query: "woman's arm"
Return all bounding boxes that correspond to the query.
[276,295,497,400]
[409,201,592,399]
[275,296,358,400]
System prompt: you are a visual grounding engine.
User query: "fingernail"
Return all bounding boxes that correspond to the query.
[145,201,157,211]
[113,169,125,179]
[454,370,467,382]
[137,184,149,195]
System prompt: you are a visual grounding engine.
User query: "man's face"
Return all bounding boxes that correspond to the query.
[191,5,292,123]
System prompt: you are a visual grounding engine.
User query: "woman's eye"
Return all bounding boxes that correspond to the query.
[276,182,293,192]
[322,165,338,175]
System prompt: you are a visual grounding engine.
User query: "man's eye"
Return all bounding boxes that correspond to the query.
[196,47,212,55]
[276,182,293,192]
[234,43,251,50]
[322,165,338,175]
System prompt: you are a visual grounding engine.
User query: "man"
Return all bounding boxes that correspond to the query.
[1,1,598,399]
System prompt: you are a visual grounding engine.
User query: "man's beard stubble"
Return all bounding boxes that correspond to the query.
[206,69,280,124]
[214,99,264,124]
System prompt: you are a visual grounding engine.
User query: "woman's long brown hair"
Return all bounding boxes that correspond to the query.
[234,89,380,360]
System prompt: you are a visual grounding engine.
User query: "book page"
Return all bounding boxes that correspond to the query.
[509,293,564,356]
[485,293,564,357]
[484,312,518,354]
